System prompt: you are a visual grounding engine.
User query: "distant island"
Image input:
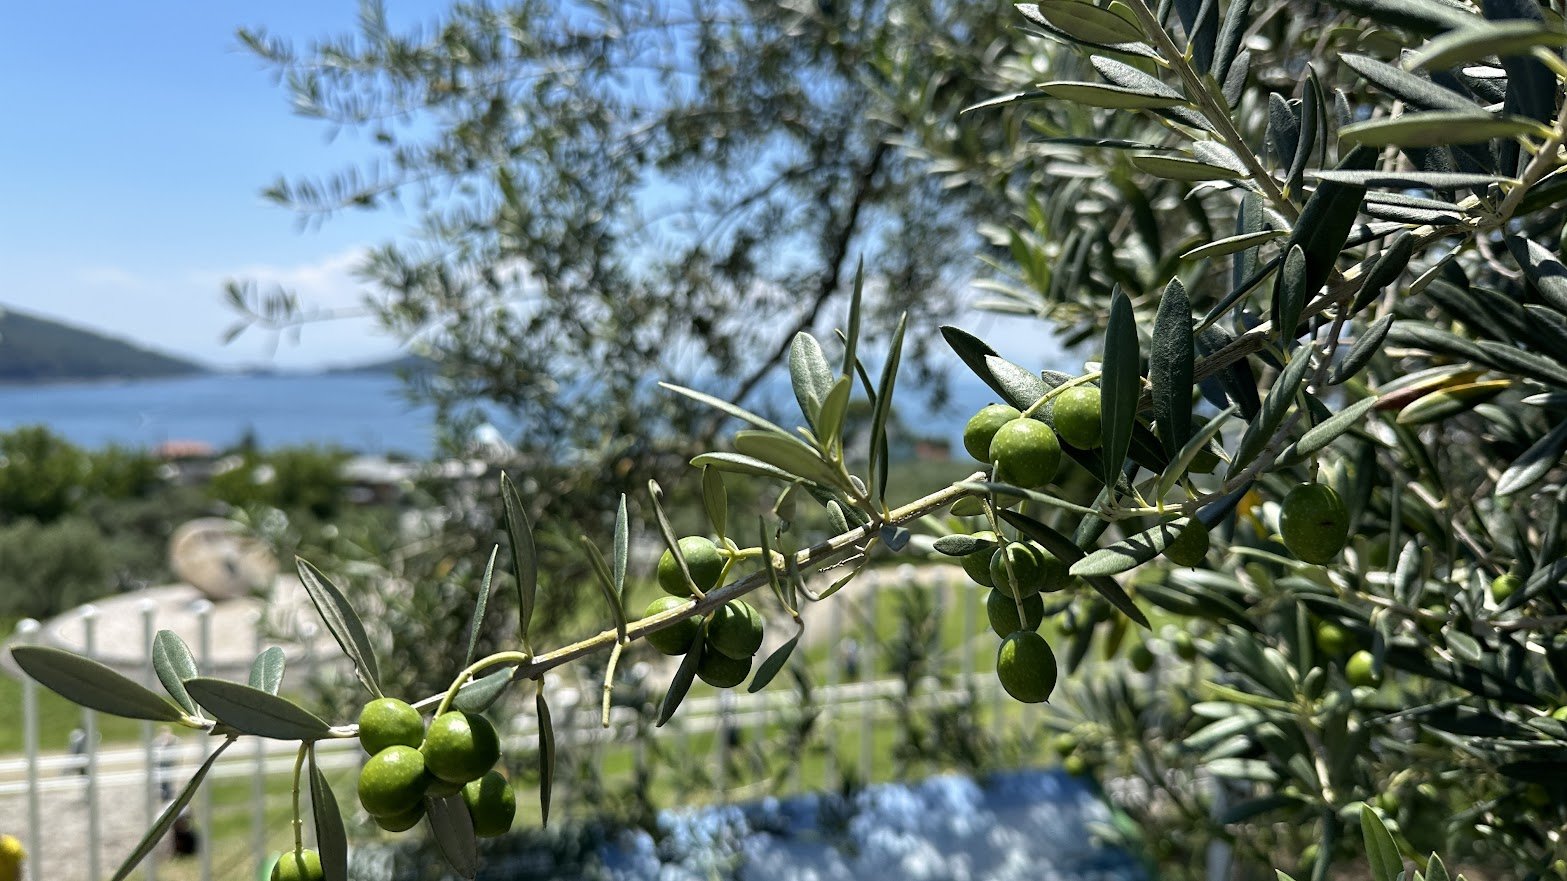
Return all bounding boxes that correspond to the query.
[0,305,207,383]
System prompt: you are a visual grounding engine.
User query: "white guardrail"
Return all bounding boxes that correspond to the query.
[2,565,1012,881]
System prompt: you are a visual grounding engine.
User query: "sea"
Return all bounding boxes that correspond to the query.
[0,371,1009,457]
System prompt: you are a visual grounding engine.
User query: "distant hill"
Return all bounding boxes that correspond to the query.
[325,354,433,376]
[0,305,206,383]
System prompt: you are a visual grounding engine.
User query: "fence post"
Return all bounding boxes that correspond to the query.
[140,599,159,881]
[82,606,102,881]
[16,619,42,881]
[250,610,266,870]
[194,600,214,881]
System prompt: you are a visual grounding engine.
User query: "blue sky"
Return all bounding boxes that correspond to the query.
[0,1,451,369]
[0,1,1060,374]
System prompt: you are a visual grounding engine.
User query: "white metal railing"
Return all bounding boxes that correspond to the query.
[3,565,997,881]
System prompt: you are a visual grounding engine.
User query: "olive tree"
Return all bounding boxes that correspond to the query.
[16,0,1567,880]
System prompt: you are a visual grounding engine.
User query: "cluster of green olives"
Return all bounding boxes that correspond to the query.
[354,698,515,838]
[647,536,765,688]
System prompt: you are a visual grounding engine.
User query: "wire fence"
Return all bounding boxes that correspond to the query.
[2,565,1015,881]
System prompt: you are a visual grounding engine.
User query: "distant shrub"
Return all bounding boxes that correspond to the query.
[208,446,351,519]
[86,445,163,500]
[0,516,115,619]
[0,426,89,522]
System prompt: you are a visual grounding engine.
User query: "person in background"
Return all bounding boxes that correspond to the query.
[152,726,179,800]
[66,727,87,775]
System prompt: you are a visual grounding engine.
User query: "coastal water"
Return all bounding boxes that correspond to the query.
[0,371,1009,457]
[0,373,438,454]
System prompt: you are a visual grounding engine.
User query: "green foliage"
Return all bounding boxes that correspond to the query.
[0,426,89,521]
[0,516,116,619]
[208,446,351,518]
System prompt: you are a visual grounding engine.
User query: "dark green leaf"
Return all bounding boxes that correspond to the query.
[1181,230,1285,261]
[1296,397,1377,458]
[1425,854,1451,881]
[1342,54,1477,111]
[1408,19,1567,70]
[933,534,998,556]
[463,547,499,669]
[12,645,185,722]
[1151,279,1195,457]
[452,669,514,714]
[1016,4,1160,58]
[789,332,834,429]
[109,736,235,881]
[1268,94,1301,167]
[1287,146,1374,302]
[1330,314,1394,384]
[1322,0,1477,34]
[295,558,382,698]
[983,355,1050,409]
[1032,0,1144,44]
[1506,236,1567,313]
[1156,405,1237,499]
[1196,326,1263,419]
[1228,347,1313,478]
[1341,112,1542,147]
[1288,73,1321,193]
[537,687,555,826]
[1351,232,1415,314]
[748,628,802,693]
[151,630,200,717]
[426,794,479,880]
[1219,793,1301,824]
[1361,804,1403,881]
[1071,519,1186,577]
[1498,420,1567,496]
[1001,510,1150,628]
[648,479,707,598]
[842,257,863,378]
[1211,0,1253,81]
[1397,380,1511,425]
[1274,244,1310,343]
[500,473,539,655]
[868,313,907,502]
[657,623,705,726]
[184,678,331,740]
[309,747,349,881]
[1101,289,1141,487]
[248,647,286,695]
[1090,57,1183,101]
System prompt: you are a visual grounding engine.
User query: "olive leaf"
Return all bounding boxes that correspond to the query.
[247,647,286,696]
[1182,230,1285,261]
[648,479,706,598]
[309,747,349,881]
[1311,169,1511,189]
[1227,348,1314,478]
[184,678,331,740]
[1001,510,1150,628]
[868,312,907,502]
[1350,233,1415,315]
[1287,72,1320,194]
[452,669,514,714]
[1071,519,1186,577]
[1040,82,1186,110]
[748,627,803,693]
[151,630,201,717]
[579,536,628,640]
[1151,278,1195,457]
[1131,154,1246,181]
[12,645,186,723]
[613,493,630,609]
[656,623,706,726]
[500,472,539,655]
[691,452,810,484]
[1321,0,1477,35]
[463,545,499,669]
[789,332,834,429]
[1361,804,1403,881]
[109,736,236,881]
[1341,54,1476,112]
[735,430,847,491]
[426,794,479,879]
[1294,397,1378,459]
[816,376,853,455]
[537,686,555,827]
[296,558,382,699]
[1155,405,1237,500]
[1407,19,1567,70]
[660,381,794,437]
[1101,288,1141,487]
[842,257,864,379]
[1031,0,1143,44]
[1340,112,1543,148]
[1274,245,1310,344]
[701,465,728,541]
[1287,146,1373,303]
[1505,236,1567,314]
[1497,420,1567,496]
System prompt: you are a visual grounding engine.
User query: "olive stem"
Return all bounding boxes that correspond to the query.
[432,650,532,718]
[290,742,308,854]
[1020,371,1101,420]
